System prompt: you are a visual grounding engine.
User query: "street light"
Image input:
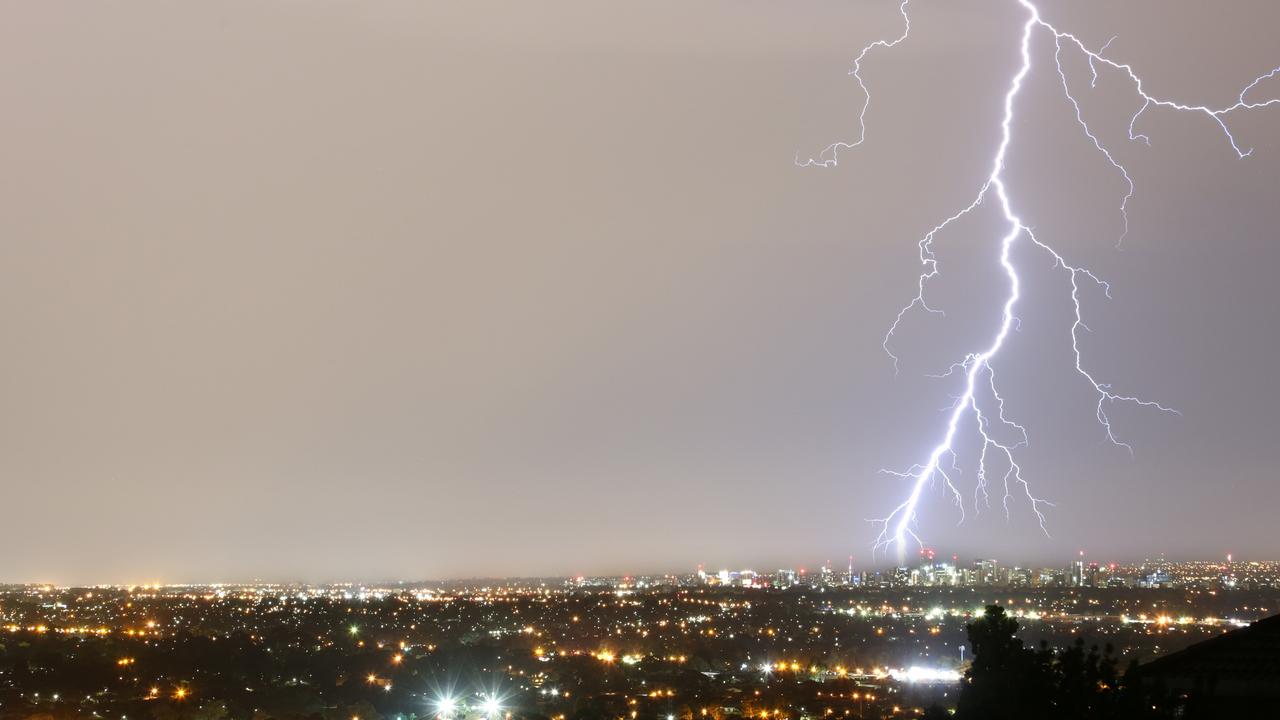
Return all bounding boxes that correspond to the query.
[434,695,457,718]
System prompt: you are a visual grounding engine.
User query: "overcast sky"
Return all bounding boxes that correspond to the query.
[3,1,1279,584]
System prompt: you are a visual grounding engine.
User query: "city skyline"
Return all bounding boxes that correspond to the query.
[4,550,1259,589]
[5,565,1267,719]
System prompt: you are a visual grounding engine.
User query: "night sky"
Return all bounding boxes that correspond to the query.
[3,1,1279,583]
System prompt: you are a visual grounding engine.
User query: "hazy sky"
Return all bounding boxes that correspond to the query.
[3,1,1279,584]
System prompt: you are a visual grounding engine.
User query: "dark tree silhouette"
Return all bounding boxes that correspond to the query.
[955,605,1052,720]
[956,606,1159,720]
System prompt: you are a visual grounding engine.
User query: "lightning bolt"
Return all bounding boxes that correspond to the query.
[801,0,1279,557]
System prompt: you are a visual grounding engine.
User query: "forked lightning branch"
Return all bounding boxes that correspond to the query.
[801,0,1279,557]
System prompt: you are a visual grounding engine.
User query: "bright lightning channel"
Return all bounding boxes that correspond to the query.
[801,0,1279,558]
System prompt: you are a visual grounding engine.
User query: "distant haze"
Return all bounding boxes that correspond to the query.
[2,0,1279,584]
